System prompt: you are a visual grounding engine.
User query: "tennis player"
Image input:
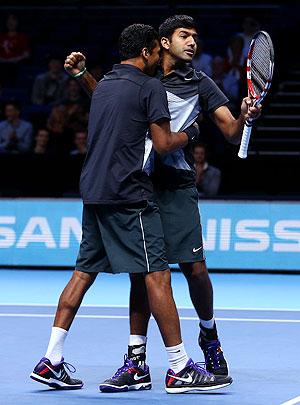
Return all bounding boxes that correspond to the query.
[63,15,261,393]
[30,23,232,394]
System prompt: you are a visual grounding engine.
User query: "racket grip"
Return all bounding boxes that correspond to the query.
[238,123,253,159]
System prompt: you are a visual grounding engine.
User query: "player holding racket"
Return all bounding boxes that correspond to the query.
[63,15,261,393]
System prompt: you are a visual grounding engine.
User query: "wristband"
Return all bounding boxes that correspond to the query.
[69,67,87,78]
[184,125,199,143]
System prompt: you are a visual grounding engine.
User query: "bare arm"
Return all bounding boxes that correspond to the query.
[64,52,97,97]
[210,97,262,145]
[150,120,195,154]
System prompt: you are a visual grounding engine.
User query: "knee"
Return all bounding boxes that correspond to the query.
[145,269,171,293]
[130,273,146,289]
[73,270,96,289]
[182,261,208,280]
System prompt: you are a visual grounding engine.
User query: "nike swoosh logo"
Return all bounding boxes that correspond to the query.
[167,373,193,383]
[133,373,149,381]
[43,362,63,379]
[193,246,202,253]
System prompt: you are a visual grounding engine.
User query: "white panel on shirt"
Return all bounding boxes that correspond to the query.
[162,91,200,171]
[142,131,154,174]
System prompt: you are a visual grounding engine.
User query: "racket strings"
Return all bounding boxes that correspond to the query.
[251,37,272,94]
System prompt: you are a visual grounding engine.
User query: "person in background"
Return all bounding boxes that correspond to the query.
[31,56,68,105]
[194,143,221,198]
[47,78,89,152]
[0,101,32,153]
[70,130,87,155]
[238,17,260,62]
[192,39,213,77]
[212,56,239,112]
[32,128,51,155]
[0,14,30,86]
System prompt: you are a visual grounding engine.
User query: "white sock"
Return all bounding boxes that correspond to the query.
[200,317,215,329]
[166,342,189,373]
[129,335,147,346]
[45,327,68,365]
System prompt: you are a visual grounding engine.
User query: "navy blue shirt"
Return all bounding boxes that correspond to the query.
[80,64,171,204]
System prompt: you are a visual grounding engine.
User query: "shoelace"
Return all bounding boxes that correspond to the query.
[62,361,77,373]
[193,361,212,376]
[204,341,222,370]
[112,355,131,379]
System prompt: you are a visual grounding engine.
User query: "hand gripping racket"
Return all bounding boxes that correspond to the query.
[238,31,274,159]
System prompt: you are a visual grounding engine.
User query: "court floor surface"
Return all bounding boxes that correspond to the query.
[0,269,299,405]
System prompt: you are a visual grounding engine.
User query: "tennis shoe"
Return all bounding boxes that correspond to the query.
[30,357,83,389]
[165,358,232,394]
[99,355,151,392]
[199,324,230,376]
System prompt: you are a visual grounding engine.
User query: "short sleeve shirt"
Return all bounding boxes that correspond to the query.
[152,66,229,190]
[80,64,171,204]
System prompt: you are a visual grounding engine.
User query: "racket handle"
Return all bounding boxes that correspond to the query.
[238,122,253,159]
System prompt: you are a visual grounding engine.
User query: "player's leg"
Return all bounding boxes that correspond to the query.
[54,270,97,331]
[155,187,230,377]
[180,260,229,376]
[99,201,232,393]
[128,273,151,365]
[30,204,109,390]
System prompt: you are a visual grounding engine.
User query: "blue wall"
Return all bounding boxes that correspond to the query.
[1,199,299,270]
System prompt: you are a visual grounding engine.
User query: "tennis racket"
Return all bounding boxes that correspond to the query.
[238,31,274,159]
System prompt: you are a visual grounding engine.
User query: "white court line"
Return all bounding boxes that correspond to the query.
[0,303,300,312]
[1,313,300,323]
[280,396,300,405]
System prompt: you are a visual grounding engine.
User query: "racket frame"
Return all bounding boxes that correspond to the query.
[238,30,274,159]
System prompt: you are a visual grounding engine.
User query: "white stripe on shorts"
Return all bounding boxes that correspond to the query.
[138,211,150,272]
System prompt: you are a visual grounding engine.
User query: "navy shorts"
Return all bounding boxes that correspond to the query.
[154,187,205,264]
[75,201,169,274]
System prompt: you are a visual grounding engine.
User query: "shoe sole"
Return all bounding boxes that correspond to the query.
[165,381,232,394]
[100,382,152,393]
[30,372,83,390]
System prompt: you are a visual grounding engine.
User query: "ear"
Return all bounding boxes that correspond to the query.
[160,36,170,50]
[141,47,150,59]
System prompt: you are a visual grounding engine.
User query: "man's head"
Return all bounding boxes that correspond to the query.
[66,78,81,98]
[48,57,63,75]
[193,143,206,165]
[35,129,50,147]
[5,101,21,121]
[242,17,260,36]
[74,131,87,152]
[159,15,198,62]
[119,24,160,75]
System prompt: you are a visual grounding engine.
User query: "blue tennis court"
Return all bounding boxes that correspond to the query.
[1,269,299,405]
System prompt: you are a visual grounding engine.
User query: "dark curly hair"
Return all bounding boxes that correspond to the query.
[159,15,197,39]
[119,24,159,61]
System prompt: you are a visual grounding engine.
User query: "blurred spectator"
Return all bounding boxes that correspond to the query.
[227,17,260,79]
[47,78,89,151]
[0,101,32,153]
[32,128,51,155]
[0,14,30,86]
[212,56,239,112]
[31,56,68,105]
[226,35,245,81]
[193,143,221,198]
[192,39,213,77]
[239,17,260,61]
[48,78,88,133]
[70,130,87,155]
